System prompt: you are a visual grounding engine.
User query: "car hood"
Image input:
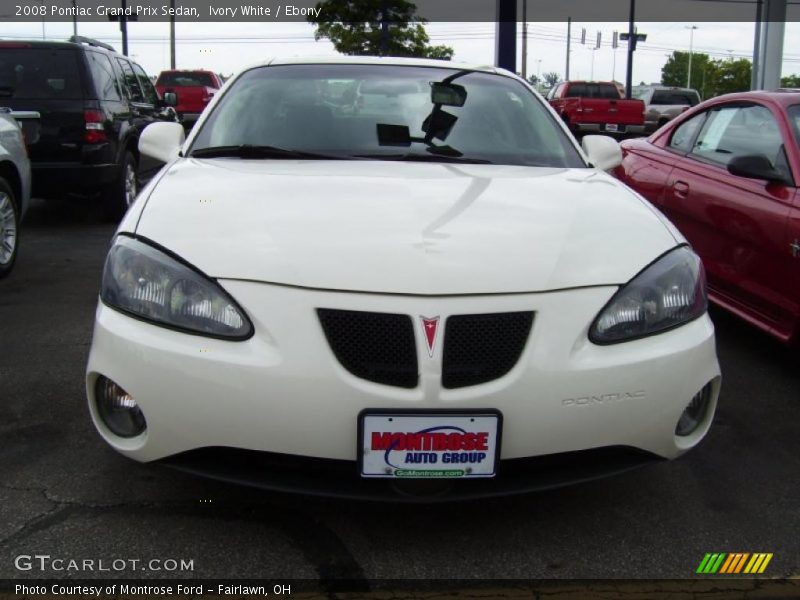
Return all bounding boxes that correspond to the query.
[133,159,678,295]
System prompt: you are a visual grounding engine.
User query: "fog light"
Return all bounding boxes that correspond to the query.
[675,383,713,436]
[95,376,146,438]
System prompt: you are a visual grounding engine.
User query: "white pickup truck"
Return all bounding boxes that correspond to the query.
[0,107,37,278]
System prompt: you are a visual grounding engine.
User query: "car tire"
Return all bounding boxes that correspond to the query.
[0,177,19,279]
[104,151,138,222]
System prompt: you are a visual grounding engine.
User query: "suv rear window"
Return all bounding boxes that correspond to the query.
[157,72,215,87]
[566,83,619,99]
[0,48,83,99]
[652,90,699,106]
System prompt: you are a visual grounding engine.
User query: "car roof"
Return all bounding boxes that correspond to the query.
[159,69,215,74]
[248,56,502,74]
[709,89,800,107]
[637,85,697,91]
[0,39,117,53]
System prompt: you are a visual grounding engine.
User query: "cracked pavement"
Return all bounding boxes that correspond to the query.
[1,198,798,585]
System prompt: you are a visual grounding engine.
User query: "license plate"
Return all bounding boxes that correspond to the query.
[359,411,501,479]
[605,123,619,132]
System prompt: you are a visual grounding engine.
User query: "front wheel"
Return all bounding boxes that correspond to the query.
[0,177,19,279]
[104,151,138,222]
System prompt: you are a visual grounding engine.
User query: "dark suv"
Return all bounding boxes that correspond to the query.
[0,36,177,219]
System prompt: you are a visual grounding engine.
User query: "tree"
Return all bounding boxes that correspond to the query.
[543,71,560,88]
[662,50,712,97]
[527,74,540,87]
[308,0,453,59]
[710,58,751,96]
[781,74,800,88]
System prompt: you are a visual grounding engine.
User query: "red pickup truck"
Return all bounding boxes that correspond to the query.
[155,70,222,126]
[548,81,645,137]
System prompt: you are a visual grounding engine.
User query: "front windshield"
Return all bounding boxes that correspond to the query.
[190,64,585,168]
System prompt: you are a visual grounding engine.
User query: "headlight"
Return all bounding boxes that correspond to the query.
[101,236,253,339]
[590,246,707,344]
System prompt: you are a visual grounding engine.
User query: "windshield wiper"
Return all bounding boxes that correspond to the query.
[189,145,349,160]
[354,152,493,165]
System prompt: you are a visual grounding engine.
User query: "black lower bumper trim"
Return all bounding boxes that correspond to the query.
[159,445,663,502]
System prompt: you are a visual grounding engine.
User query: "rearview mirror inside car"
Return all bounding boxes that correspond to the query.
[431,82,467,107]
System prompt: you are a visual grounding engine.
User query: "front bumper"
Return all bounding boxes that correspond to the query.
[87,281,721,485]
[162,445,663,501]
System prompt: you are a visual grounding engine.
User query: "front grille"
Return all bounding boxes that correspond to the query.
[442,311,534,389]
[317,309,418,388]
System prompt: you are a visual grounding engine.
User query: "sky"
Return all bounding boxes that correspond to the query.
[3,19,799,84]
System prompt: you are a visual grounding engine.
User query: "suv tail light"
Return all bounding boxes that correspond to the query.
[84,110,107,144]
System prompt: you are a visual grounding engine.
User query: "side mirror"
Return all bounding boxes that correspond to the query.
[727,154,790,185]
[162,91,178,107]
[582,135,622,171]
[139,122,185,163]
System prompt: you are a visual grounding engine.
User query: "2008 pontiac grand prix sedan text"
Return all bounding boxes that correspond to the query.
[85,57,721,500]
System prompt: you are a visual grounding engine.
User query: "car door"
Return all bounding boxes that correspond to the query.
[618,111,707,206]
[789,188,800,340]
[131,61,165,177]
[85,50,127,162]
[785,103,800,340]
[115,57,161,177]
[664,102,796,337]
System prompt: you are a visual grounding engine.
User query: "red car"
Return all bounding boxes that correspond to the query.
[614,91,800,344]
[155,70,222,125]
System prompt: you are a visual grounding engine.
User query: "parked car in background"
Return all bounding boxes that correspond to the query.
[614,90,800,345]
[155,70,222,126]
[0,108,34,278]
[85,58,720,500]
[0,36,177,220]
[633,85,701,133]
[548,80,646,137]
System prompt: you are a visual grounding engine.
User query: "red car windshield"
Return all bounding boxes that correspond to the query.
[157,72,215,87]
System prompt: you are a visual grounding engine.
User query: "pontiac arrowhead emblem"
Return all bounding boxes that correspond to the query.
[420,316,440,357]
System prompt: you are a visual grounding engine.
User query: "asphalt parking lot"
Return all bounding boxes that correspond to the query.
[1,198,798,583]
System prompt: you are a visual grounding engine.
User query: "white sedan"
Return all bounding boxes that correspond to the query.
[86,57,720,500]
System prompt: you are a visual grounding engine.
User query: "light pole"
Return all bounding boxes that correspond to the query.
[686,25,698,89]
[38,0,45,39]
[521,0,528,79]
